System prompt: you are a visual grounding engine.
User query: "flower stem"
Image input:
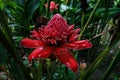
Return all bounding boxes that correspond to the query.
[80,0,102,39]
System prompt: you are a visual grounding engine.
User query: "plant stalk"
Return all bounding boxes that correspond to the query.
[80,0,102,39]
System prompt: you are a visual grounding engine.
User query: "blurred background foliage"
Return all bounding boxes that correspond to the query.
[0,0,120,80]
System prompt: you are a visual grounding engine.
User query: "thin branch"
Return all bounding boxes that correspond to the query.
[89,27,117,41]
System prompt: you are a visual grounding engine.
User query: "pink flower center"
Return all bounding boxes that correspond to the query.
[39,14,69,44]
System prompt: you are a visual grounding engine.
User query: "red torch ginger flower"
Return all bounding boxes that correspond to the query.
[20,14,92,72]
[45,1,59,12]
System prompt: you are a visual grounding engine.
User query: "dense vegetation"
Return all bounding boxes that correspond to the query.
[0,0,120,80]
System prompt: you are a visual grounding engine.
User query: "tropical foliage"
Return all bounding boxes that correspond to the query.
[0,0,120,80]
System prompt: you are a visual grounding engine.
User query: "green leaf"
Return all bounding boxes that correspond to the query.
[0,44,8,64]
[96,8,120,17]
[0,10,32,80]
[102,49,120,80]
[27,0,40,19]
[14,0,25,7]
[6,1,20,9]
[9,59,26,80]
[0,0,4,10]
[60,4,69,12]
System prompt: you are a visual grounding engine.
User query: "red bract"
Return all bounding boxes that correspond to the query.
[45,1,59,12]
[20,14,92,72]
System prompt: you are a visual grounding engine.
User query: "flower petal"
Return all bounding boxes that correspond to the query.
[66,40,92,50]
[73,28,80,35]
[68,34,80,42]
[68,25,75,35]
[20,38,45,48]
[54,48,78,72]
[30,30,42,39]
[28,47,53,62]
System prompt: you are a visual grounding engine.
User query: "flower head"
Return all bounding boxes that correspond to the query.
[20,14,92,72]
[45,1,59,12]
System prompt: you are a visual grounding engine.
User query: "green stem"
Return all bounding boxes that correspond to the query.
[37,59,43,80]
[40,0,46,15]
[102,50,120,80]
[81,12,85,28]
[80,0,102,39]
[46,0,51,17]
[80,46,110,80]
[46,60,56,80]
[75,13,85,60]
